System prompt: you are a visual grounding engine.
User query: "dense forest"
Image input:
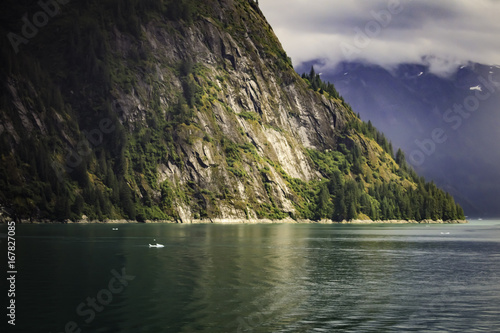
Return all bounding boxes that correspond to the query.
[0,0,464,221]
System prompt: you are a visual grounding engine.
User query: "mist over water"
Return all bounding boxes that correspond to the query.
[7,221,500,332]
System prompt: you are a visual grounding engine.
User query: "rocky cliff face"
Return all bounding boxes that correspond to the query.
[0,0,464,222]
[132,4,350,220]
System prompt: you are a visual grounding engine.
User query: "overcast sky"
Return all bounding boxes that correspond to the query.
[259,0,500,76]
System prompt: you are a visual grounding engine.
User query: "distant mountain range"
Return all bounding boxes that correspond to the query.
[296,61,500,217]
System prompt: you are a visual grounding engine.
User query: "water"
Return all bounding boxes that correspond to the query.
[3,220,500,332]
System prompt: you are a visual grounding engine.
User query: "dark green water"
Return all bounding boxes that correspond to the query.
[3,221,500,332]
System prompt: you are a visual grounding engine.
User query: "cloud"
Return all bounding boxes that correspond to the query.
[259,0,500,75]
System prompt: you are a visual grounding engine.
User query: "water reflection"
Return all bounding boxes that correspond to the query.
[8,222,500,333]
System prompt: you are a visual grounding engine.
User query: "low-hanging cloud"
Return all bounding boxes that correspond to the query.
[259,0,500,76]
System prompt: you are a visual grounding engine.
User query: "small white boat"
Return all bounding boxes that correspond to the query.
[112,228,118,230]
[149,239,164,247]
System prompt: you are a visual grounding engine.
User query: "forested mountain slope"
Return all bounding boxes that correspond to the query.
[0,0,464,222]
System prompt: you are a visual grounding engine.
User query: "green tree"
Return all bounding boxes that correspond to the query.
[316,182,332,220]
[395,148,407,171]
[120,181,136,220]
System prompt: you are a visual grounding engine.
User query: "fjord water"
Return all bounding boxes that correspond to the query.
[7,221,500,332]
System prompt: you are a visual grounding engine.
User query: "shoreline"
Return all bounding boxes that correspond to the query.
[2,218,469,224]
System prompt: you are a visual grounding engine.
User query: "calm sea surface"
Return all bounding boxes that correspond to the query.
[3,220,500,332]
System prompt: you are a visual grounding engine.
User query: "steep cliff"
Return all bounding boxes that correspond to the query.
[0,0,464,221]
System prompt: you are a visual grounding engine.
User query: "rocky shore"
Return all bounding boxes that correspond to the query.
[2,217,469,224]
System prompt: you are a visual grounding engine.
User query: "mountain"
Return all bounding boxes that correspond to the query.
[296,61,500,218]
[0,0,464,222]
